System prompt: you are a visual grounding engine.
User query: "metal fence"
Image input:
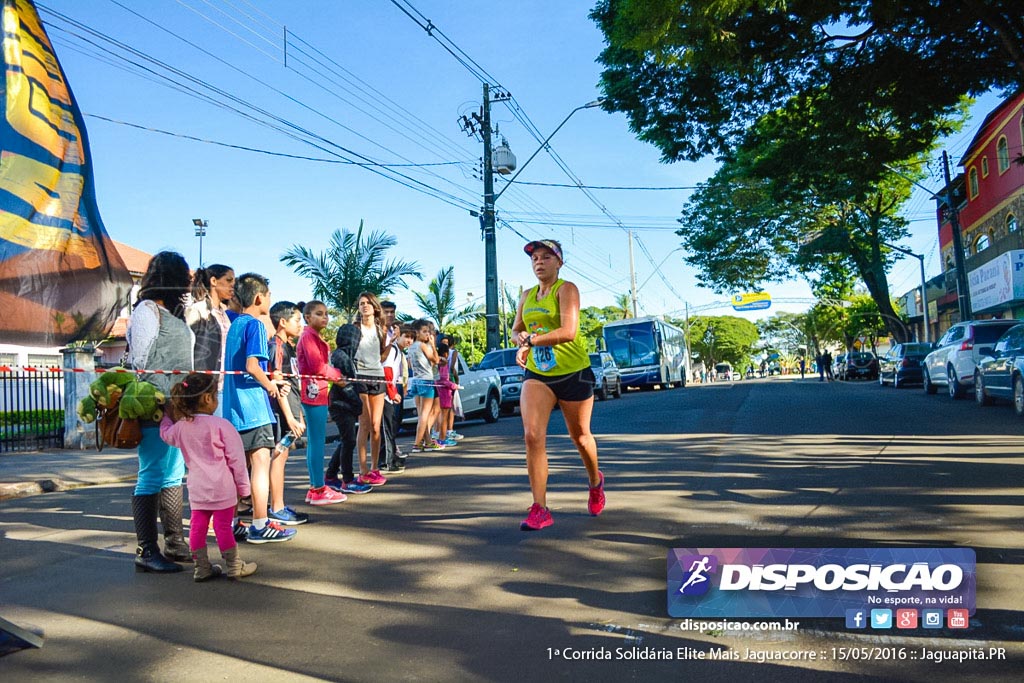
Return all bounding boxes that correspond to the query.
[0,370,65,453]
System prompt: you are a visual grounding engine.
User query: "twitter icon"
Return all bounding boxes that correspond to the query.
[870,609,893,629]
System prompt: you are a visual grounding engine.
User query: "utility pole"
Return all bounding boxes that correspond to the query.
[628,230,638,317]
[499,280,509,348]
[943,151,972,322]
[481,84,500,351]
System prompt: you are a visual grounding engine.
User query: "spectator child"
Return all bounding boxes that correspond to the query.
[221,273,296,544]
[266,301,309,524]
[407,319,443,452]
[380,325,416,472]
[160,373,256,580]
[296,301,347,505]
[435,342,460,446]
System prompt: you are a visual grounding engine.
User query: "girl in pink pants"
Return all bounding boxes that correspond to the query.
[160,373,256,581]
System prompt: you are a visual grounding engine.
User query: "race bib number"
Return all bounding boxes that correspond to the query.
[532,345,557,372]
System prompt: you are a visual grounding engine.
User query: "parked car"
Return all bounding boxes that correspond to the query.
[831,354,847,379]
[840,351,879,381]
[878,343,933,388]
[401,353,502,425]
[974,323,1024,415]
[923,320,1020,398]
[477,348,523,415]
[589,352,622,400]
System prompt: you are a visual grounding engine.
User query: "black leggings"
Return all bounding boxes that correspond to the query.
[327,408,358,482]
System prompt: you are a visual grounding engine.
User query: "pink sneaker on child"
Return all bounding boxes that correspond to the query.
[359,470,387,486]
[307,486,347,506]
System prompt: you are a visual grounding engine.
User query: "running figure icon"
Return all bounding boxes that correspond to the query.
[679,556,712,594]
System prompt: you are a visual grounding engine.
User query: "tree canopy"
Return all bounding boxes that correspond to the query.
[592,0,1024,168]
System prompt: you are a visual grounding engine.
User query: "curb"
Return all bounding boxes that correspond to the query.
[0,474,137,503]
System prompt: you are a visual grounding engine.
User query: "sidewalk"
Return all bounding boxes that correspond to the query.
[0,422,341,502]
[0,447,138,501]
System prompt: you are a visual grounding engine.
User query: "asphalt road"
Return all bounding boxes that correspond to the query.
[1,375,1022,682]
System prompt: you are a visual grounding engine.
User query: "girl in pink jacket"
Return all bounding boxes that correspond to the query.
[161,373,256,581]
[296,301,346,505]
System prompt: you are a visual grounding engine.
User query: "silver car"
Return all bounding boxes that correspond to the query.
[589,352,622,400]
[923,320,1019,398]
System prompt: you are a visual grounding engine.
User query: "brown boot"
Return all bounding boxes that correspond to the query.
[191,547,223,583]
[222,547,257,579]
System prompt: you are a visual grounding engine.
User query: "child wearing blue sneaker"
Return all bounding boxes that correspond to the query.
[221,273,297,544]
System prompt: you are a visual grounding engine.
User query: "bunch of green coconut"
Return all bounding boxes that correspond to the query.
[77,369,167,424]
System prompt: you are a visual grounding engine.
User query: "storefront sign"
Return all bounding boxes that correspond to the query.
[968,250,1024,312]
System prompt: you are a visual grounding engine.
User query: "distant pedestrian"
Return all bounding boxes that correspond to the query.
[513,239,604,531]
[161,373,256,581]
[823,350,834,381]
[799,357,806,379]
[408,319,443,452]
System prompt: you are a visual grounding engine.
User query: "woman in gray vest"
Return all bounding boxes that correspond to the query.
[127,251,194,572]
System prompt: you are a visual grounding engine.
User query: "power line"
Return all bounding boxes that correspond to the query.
[39,3,479,213]
[83,113,471,167]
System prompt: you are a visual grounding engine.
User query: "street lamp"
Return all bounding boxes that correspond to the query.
[478,97,605,351]
[192,218,208,267]
[885,242,930,344]
[493,99,605,203]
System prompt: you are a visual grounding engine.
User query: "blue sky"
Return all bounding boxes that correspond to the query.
[41,0,1004,323]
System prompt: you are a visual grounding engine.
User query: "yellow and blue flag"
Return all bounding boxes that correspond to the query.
[1,0,131,346]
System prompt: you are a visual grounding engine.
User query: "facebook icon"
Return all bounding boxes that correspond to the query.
[845,609,866,629]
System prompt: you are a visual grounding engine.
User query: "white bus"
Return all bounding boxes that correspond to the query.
[601,316,689,389]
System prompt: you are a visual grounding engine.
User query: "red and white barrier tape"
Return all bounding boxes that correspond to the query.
[0,365,453,387]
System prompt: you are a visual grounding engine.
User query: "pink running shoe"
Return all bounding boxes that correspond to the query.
[588,471,606,516]
[520,503,553,531]
[307,486,347,506]
[358,470,388,487]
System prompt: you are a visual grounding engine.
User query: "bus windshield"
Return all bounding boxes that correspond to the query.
[604,323,659,369]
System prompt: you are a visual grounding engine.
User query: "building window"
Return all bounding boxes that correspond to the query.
[27,354,62,368]
[997,136,1010,173]
[1008,213,1018,233]
[968,167,979,199]
[981,156,989,177]
[0,352,17,368]
[974,234,991,253]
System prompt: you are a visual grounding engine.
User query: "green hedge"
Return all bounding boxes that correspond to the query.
[0,409,64,437]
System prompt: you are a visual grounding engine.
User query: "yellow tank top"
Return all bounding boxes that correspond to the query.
[523,279,590,376]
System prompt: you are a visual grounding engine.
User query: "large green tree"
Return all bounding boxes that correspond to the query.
[675,94,961,342]
[686,315,759,368]
[280,221,421,318]
[591,0,1024,167]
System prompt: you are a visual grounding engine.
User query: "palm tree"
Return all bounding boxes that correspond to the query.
[615,293,633,319]
[280,221,421,318]
[413,266,481,330]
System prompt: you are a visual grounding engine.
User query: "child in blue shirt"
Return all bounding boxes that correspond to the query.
[222,273,296,544]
